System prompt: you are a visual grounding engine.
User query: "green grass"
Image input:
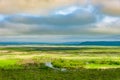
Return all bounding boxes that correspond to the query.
[1,68,120,80]
[0,60,18,67]
[0,46,120,80]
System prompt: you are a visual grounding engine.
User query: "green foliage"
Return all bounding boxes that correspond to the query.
[0,46,120,80]
[0,68,120,80]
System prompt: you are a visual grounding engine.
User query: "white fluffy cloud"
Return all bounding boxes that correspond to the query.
[91,16,120,34]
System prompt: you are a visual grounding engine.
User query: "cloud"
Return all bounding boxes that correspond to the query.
[91,16,120,34]
[0,0,120,37]
[5,5,98,26]
[0,35,119,42]
[94,0,120,16]
[0,0,77,14]
[0,0,120,16]
[0,21,41,35]
[0,35,69,42]
[0,3,99,36]
[0,21,93,35]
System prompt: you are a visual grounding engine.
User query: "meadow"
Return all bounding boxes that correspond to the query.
[0,46,120,80]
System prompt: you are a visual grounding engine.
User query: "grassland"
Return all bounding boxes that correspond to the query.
[0,46,120,80]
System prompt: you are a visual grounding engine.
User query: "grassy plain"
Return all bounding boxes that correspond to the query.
[0,46,120,80]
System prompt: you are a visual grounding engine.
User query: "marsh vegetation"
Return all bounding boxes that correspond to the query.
[0,46,120,80]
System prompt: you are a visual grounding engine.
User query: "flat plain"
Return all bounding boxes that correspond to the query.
[0,46,120,80]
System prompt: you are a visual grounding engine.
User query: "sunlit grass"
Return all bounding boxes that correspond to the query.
[0,46,120,69]
[0,46,120,80]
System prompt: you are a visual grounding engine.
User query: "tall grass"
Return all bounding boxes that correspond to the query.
[0,46,120,80]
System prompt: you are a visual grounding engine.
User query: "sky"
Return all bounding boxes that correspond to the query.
[0,0,120,42]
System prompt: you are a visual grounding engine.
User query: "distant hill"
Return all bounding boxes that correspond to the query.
[0,41,120,46]
[79,41,120,46]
